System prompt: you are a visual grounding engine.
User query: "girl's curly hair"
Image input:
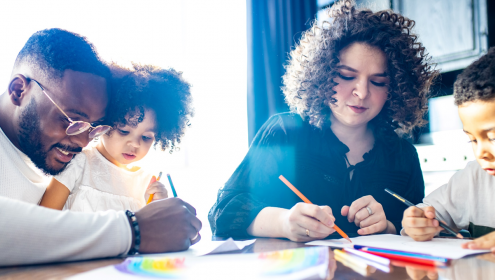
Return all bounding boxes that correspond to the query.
[106,63,193,152]
[282,0,439,136]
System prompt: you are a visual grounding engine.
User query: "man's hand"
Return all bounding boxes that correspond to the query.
[462,231,495,253]
[341,195,392,235]
[135,198,202,253]
[402,206,442,241]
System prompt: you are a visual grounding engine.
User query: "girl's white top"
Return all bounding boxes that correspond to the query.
[55,146,152,212]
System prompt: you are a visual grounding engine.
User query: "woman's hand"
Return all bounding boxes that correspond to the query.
[462,231,495,253]
[145,177,169,202]
[341,195,393,235]
[281,203,336,242]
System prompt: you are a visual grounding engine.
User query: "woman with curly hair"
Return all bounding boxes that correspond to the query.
[209,0,438,241]
[40,63,194,212]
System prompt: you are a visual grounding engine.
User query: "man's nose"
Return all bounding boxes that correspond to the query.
[68,131,91,149]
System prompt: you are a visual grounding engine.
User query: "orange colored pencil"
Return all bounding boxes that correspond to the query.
[279,175,352,243]
[146,172,162,204]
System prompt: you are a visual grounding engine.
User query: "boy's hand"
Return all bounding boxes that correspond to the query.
[145,176,168,202]
[402,206,443,241]
[461,231,495,253]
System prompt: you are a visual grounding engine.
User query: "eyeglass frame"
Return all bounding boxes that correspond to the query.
[30,78,112,138]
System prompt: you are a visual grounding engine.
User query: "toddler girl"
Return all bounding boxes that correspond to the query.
[40,63,193,212]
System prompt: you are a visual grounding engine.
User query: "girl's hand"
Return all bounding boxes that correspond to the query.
[341,195,392,235]
[462,231,495,253]
[281,202,336,242]
[145,179,169,202]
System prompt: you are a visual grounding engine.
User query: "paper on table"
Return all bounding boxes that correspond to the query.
[191,238,256,256]
[306,234,490,259]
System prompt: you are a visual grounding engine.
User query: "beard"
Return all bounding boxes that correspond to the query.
[18,98,81,176]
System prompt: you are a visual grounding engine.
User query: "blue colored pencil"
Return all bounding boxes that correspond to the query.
[167,173,178,197]
[354,245,449,263]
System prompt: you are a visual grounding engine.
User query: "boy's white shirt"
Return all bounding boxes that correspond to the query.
[0,127,131,266]
[402,161,495,235]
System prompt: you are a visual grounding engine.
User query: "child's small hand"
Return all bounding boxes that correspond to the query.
[402,206,442,241]
[145,181,169,202]
[462,231,495,253]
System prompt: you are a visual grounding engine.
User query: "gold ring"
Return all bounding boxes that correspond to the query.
[305,229,310,237]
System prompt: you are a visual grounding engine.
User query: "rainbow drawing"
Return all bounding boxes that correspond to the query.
[114,247,328,279]
[259,247,328,276]
[115,256,186,278]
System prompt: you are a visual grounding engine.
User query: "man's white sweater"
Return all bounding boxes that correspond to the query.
[0,127,131,266]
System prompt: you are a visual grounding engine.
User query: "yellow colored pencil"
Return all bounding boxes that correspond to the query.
[146,172,162,204]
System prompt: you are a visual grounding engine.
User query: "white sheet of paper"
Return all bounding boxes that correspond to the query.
[306,234,489,259]
[191,238,256,256]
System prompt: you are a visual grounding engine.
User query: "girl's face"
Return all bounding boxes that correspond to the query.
[100,110,157,166]
[330,43,389,129]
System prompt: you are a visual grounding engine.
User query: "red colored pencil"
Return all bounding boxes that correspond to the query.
[391,260,438,272]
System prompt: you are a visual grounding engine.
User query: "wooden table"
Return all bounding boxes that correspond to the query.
[1,238,495,279]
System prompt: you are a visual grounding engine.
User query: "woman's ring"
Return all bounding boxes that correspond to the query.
[366,206,373,215]
[305,229,310,237]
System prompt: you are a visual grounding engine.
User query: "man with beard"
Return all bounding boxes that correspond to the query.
[0,28,201,266]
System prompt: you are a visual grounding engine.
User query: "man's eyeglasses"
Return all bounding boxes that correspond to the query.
[31,79,112,138]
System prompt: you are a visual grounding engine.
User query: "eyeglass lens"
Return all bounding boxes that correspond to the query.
[88,126,112,138]
[66,122,91,136]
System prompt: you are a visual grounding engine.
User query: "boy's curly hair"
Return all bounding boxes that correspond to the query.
[282,0,439,136]
[106,63,193,152]
[454,47,495,106]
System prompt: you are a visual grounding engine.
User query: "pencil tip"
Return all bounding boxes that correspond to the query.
[346,238,352,243]
[457,233,464,239]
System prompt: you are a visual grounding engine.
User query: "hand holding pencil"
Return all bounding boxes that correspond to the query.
[402,205,448,241]
[278,175,351,242]
[145,172,169,204]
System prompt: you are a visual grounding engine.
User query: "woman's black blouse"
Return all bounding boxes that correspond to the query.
[208,113,425,238]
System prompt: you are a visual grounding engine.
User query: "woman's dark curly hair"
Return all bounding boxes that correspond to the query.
[454,47,495,106]
[106,63,193,152]
[282,0,439,136]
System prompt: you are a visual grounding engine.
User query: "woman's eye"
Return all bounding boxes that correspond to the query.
[371,81,387,87]
[338,73,354,81]
[468,139,477,144]
[118,129,129,135]
[142,136,152,141]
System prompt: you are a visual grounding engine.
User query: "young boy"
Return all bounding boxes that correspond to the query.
[402,47,495,252]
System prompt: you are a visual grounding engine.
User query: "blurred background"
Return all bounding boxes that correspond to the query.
[0,0,494,240]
